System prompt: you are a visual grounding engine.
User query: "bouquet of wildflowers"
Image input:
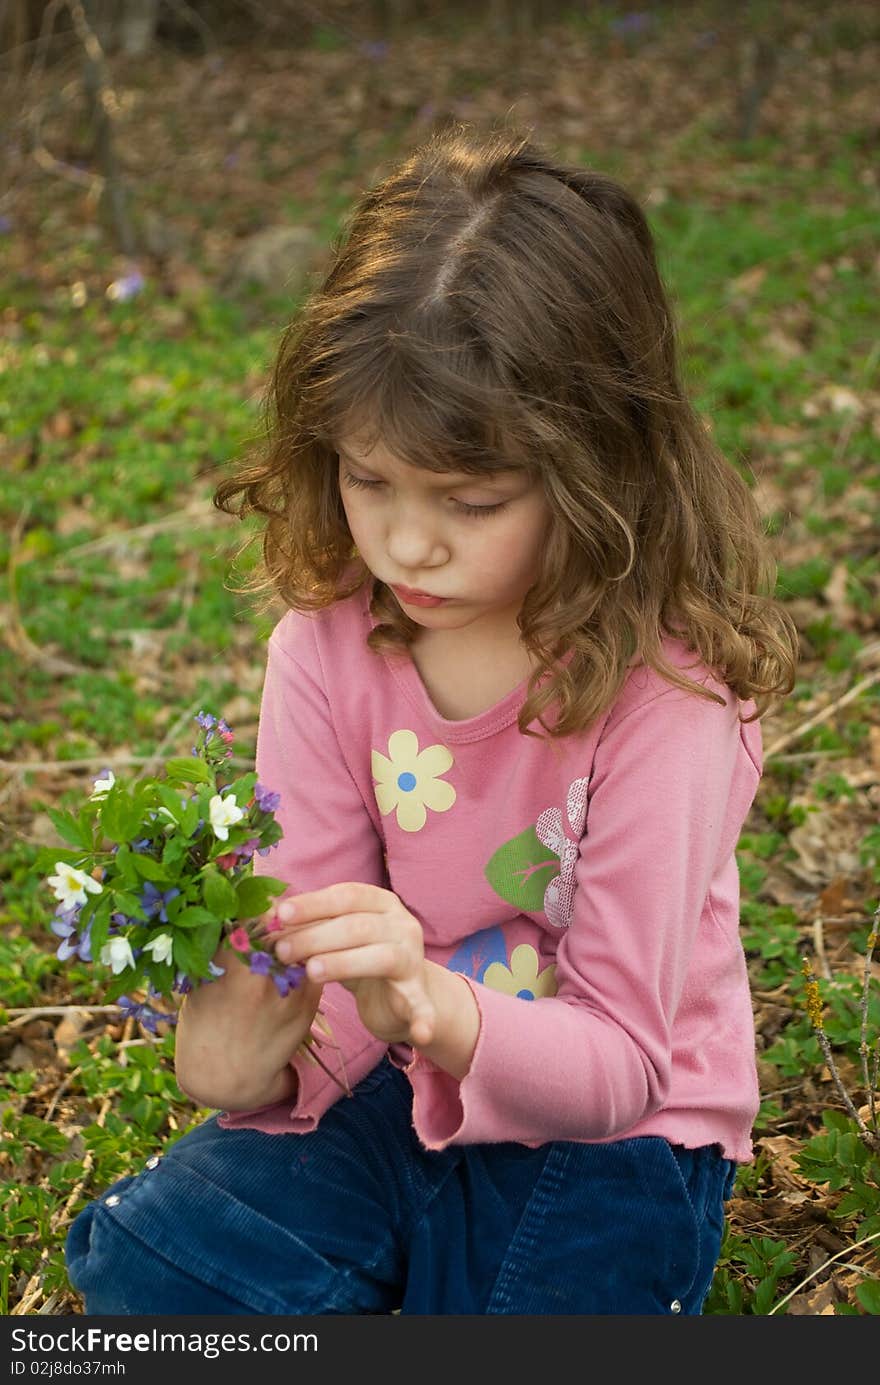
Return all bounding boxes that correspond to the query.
[37,712,344,1084]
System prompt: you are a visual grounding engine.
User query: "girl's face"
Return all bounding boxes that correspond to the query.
[336,431,553,642]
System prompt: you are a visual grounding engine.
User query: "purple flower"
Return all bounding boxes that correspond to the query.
[0,215,12,235]
[140,881,181,923]
[118,995,177,1032]
[248,950,273,976]
[208,959,225,979]
[108,268,145,302]
[173,970,194,995]
[50,906,93,962]
[257,842,277,857]
[272,964,306,997]
[131,838,153,853]
[611,11,653,36]
[254,783,281,814]
[196,711,217,730]
[231,836,261,865]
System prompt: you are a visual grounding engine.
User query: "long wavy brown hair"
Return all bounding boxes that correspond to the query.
[214,122,799,742]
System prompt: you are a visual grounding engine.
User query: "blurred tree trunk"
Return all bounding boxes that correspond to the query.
[77,0,138,254]
[87,0,159,56]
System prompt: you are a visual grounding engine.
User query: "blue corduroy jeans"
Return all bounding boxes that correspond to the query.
[66,1056,737,1315]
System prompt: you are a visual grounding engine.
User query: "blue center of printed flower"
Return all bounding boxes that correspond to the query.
[517,988,535,1001]
[397,771,417,792]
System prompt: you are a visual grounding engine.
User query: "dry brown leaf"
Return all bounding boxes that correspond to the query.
[786,1280,839,1315]
[755,1134,813,1191]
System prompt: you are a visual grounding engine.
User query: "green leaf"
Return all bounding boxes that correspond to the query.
[164,756,215,786]
[855,1213,880,1242]
[856,1280,880,1314]
[821,1109,853,1133]
[111,890,149,922]
[227,772,258,804]
[97,785,128,843]
[87,895,113,961]
[235,875,282,920]
[129,853,172,883]
[485,825,560,910]
[173,906,219,929]
[155,784,188,824]
[202,868,237,920]
[46,809,93,850]
[34,846,92,874]
[751,1274,779,1316]
[172,923,221,980]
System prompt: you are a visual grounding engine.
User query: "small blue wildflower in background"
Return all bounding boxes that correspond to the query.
[106,267,145,302]
[610,11,654,36]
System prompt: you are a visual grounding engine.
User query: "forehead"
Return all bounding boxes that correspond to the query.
[336,433,523,485]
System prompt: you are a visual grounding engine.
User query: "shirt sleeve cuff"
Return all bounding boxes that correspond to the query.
[400,974,487,1151]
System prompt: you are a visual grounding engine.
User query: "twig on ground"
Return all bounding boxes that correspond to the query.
[3,1005,123,1029]
[768,1229,880,1315]
[44,1066,83,1123]
[812,915,832,981]
[1,754,253,777]
[765,666,880,760]
[55,504,233,561]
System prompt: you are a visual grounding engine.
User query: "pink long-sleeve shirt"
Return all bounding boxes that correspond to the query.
[217,578,762,1162]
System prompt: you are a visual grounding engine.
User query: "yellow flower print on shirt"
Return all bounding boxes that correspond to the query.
[482,944,558,1001]
[372,728,456,833]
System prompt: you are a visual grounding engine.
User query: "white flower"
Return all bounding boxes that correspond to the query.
[100,936,136,974]
[208,792,244,842]
[90,769,116,800]
[47,862,103,910]
[142,932,173,965]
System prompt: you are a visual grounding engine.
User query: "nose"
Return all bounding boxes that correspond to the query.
[383,496,450,569]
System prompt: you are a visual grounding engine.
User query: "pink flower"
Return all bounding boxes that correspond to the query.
[228,927,251,952]
[216,852,238,870]
[265,912,282,934]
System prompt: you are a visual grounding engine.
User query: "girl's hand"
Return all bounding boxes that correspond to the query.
[174,943,323,1112]
[268,883,436,1048]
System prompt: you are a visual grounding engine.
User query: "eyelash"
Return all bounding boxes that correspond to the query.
[341,471,509,520]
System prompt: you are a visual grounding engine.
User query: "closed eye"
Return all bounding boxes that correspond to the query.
[341,471,509,520]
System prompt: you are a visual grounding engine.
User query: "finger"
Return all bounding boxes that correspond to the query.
[272,913,387,964]
[408,1001,435,1048]
[302,941,408,984]
[276,882,392,926]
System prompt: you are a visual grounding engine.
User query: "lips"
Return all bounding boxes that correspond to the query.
[390,584,449,607]
[395,585,438,599]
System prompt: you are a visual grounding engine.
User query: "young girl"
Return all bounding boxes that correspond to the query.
[66,123,799,1316]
